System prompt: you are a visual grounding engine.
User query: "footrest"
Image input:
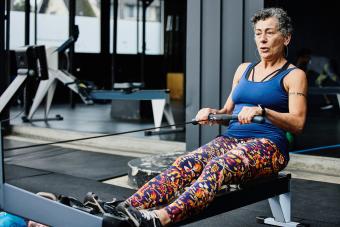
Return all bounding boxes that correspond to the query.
[256,216,309,227]
[22,114,63,122]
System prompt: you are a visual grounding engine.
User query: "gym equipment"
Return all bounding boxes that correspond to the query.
[4,113,264,152]
[192,113,265,124]
[177,173,308,227]
[90,83,179,136]
[0,45,48,113]
[309,86,340,110]
[23,25,94,123]
[25,31,179,135]
[0,45,129,227]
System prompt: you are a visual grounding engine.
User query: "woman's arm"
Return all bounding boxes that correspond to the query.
[265,68,308,134]
[195,63,250,124]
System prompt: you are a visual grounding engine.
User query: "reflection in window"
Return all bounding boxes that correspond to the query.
[124,4,135,19]
[11,0,25,11]
[10,0,25,49]
[13,0,101,53]
[111,0,163,55]
[10,0,162,54]
[34,0,69,48]
[75,0,100,53]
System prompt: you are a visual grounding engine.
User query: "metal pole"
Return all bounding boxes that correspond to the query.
[2,0,11,131]
[136,0,139,53]
[111,0,118,86]
[0,122,4,207]
[0,2,5,195]
[25,0,30,45]
[139,0,152,85]
[69,0,76,107]
[34,0,37,44]
[141,0,146,84]
[23,0,31,117]
[101,0,110,89]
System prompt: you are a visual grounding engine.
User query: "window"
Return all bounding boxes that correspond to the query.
[10,0,25,49]
[124,4,136,19]
[110,0,164,55]
[75,0,100,53]
[29,0,69,48]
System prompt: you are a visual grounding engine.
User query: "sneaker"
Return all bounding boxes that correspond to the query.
[320,104,334,110]
[116,203,162,227]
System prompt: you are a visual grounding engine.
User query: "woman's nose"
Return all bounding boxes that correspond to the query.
[260,34,267,42]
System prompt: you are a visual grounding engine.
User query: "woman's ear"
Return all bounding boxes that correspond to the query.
[284,34,291,46]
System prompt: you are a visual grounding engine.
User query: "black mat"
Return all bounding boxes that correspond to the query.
[7,165,135,201]
[4,138,134,181]
[3,139,57,157]
[4,164,51,181]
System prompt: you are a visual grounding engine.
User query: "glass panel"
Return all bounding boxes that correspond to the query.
[110,0,164,55]
[10,0,26,49]
[29,0,69,47]
[75,0,100,53]
[140,0,163,54]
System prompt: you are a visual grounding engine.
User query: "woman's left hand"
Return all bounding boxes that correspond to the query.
[238,106,262,124]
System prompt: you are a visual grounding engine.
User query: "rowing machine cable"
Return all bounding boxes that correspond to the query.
[4,114,264,151]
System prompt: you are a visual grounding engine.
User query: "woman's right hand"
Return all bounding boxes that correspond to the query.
[195,108,219,125]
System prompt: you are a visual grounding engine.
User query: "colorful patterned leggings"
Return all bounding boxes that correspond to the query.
[126,136,288,223]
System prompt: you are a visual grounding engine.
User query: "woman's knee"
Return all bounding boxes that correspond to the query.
[204,156,226,172]
[172,153,204,174]
[271,150,288,173]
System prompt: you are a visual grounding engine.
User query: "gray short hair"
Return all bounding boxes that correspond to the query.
[251,8,293,37]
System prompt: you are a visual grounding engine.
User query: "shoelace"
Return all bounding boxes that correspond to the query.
[139,210,159,221]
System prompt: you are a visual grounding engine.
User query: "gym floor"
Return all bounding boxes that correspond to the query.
[4,101,340,226]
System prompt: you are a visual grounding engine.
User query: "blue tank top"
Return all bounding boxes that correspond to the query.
[223,62,297,160]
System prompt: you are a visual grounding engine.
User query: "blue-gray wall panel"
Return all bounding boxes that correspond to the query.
[244,0,264,62]
[185,0,202,149]
[201,0,221,144]
[220,0,244,134]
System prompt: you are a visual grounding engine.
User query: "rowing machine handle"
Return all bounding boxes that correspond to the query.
[192,114,265,125]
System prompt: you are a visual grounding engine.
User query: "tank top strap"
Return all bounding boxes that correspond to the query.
[242,62,260,80]
[275,66,298,81]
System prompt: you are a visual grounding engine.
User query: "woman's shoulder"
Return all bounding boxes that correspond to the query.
[237,62,252,71]
[287,63,306,77]
[285,63,307,83]
[233,62,252,81]
[235,62,252,75]
[233,62,253,81]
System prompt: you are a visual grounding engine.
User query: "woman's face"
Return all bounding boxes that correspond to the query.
[254,17,291,60]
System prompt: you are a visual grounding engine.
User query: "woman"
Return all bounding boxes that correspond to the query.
[117,7,307,227]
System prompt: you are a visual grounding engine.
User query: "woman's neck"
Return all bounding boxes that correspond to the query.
[260,57,286,69]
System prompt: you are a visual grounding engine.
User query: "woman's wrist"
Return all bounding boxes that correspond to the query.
[258,105,266,117]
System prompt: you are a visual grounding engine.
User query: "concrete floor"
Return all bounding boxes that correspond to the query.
[9,101,185,142]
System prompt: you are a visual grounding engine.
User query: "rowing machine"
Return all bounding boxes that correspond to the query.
[0,46,125,227]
